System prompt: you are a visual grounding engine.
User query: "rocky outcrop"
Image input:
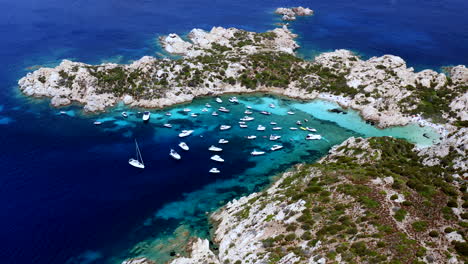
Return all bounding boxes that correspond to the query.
[169,238,219,264]
[275,7,313,21]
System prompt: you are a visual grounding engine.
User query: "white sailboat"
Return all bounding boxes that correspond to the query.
[170,149,181,160]
[179,142,189,151]
[129,139,145,169]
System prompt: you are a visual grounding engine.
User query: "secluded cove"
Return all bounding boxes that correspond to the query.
[49,93,440,263]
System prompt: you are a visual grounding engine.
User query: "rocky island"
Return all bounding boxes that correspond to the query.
[18,7,467,264]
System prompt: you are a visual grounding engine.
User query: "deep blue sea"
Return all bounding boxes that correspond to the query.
[0,0,466,263]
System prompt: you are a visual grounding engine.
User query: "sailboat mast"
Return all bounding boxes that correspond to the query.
[135,139,144,165]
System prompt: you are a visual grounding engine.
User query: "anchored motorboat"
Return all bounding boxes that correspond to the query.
[257,125,266,131]
[220,125,231,130]
[163,123,172,128]
[251,150,265,156]
[287,111,295,115]
[170,149,181,160]
[269,103,276,108]
[179,142,189,151]
[270,145,283,151]
[290,127,298,130]
[183,108,191,112]
[93,121,102,125]
[191,113,198,117]
[212,111,219,116]
[272,127,282,130]
[129,139,145,169]
[270,122,277,125]
[205,103,212,108]
[260,111,271,115]
[121,112,128,118]
[211,155,224,162]
[244,110,253,115]
[165,112,172,116]
[296,121,302,125]
[269,135,281,141]
[179,130,194,137]
[306,127,317,132]
[306,134,322,140]
[240,116,254,121]
[247,135,257,139]
[209,168,220,174]
[246,106,252,109]
[202,108,208,112]
[219,139,229,144]
[209,145,223,152]
[142,111,151,122]
[229,97,239,103]
[240,124,248,128]
[218,107,230,113]
[216,98,222,103]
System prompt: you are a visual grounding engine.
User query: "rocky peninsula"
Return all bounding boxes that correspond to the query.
[17,7,468,264]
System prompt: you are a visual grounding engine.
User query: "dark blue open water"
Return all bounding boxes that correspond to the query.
[0,0,466,263]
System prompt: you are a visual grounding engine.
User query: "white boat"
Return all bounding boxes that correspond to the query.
[121,112,128,118]
[60,111,67,115]
[260,111,271,115]
[251,150,265,156]
[179,142,189,151]
[142,111,151,122]
[290,127,298,130]
[219,107,230,113]
[287,111,295,115]
[165,112,172,116]
[209,168,220,174]
[220,125,231,130]
[202,108,208,112]
[257,125,266,131]
[183,108,191,112]
[240,124,248,128]
[212,111,219,116]
[209,145,223,152]
[306,127,317,132]
[244,110,253,115]
[163,123,172,128]
[240,116,254,121]
[239,121,246,124]
[269,135,281,141]
[216,98,222,103]
[93,121,102,125]
[247,106,252,109]
[306,134,322,140]
[296,121,302,125]
[205,103,212,108]
[191,113,198,117]
[129,139,145,169]
[270,122,277,125]
[247,135,257,139]
[229,97,239,103]
[271,145,283,151]
[170,149,181,160]
[272,127,282,130]
[269,103,276,108]
[179,130,194,137]
[219,139,229,144]
[211,155,224,162]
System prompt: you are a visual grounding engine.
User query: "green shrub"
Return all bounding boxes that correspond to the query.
[412,221,428,232]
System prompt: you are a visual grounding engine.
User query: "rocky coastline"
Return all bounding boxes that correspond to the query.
[17,7,468,264]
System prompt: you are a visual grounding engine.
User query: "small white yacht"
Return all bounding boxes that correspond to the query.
[244,110,253,115]
[229,97,239,103]
[93,121,102,125]
[170,149,181,160]
[272,127,282,130]
[129,139,145,169]
[290,127,298,130]
[191,113,198,117]
[209,168,220,174]
[216,98,222,103]
[306,127,317,132]
[165,112,172,116]
[270,135,281,141]
[270,122,277,125]
[202,108,208,112]
[179,130,194,137]
[209,145,223,152]
[239,121,246,124]
[212,111,219,116]
[251,150,265,156]
[260,111,271,115]
[240,116,254,121]
[296,120,302,125]
[287,111,295,115]
[306,134,322,140]
[218,139,229,144]
[121,112,128,118]
[205,103,212,108]
[246,106,252,109]
[269,103,276,108]
[183,108,191,112]
[163,123,172,128]
[60,111,67,115]
[240,124,248,128]
[142,111,151,122]
[218,107,230,113]
[179,142,189,151]
[257,125,266,131]
[220,125,231,130]
[211,155,224,162]
[247,135,257,140]
[271,145,283,151]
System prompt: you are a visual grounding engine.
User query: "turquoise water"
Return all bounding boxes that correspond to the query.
[74,94,439,263]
